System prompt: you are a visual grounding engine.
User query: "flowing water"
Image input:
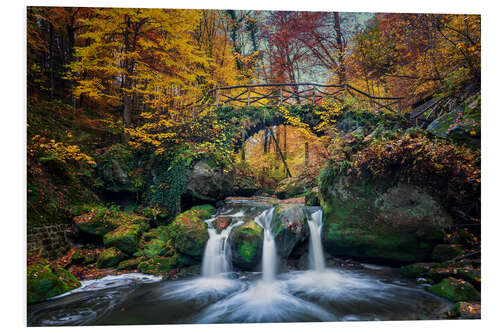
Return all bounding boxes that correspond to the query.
[307,209,326,272]
[27,199,454,326]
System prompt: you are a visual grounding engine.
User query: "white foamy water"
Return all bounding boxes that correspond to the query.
[307,209,326,272]
[201,220,243,278]
[255,207,277,282]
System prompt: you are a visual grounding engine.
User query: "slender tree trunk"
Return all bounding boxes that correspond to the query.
[49,22,55,98]
[305,141,309,166]
[283,125,287,160]
[334,12,346,85]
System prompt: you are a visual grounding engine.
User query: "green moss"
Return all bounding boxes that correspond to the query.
[27,260,81,304]
[103,224,142,254]
[189,204,216,219]
[73,204,150,236]
[232,221,263,269]
[117,257,142,270]
[167,207,211,257]
[428,277,480,302]
[97,247,126,268]
[137,254,192,275]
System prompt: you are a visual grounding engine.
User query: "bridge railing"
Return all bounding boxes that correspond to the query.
[207,83,404,114]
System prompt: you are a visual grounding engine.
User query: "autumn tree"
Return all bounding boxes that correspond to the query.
[67,8,208,143]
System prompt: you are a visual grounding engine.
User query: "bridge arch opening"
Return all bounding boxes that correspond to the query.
[238,124,327,191]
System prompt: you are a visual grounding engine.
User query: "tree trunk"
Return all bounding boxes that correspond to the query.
[334,12,346,85]
[305,141,309,166]
[122,92,132,144]
[283,125,287,160]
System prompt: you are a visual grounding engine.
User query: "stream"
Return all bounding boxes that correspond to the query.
[27,199,453,326]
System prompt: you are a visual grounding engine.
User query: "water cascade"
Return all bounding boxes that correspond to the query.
[307,209,326,272]
[201,218,243,278]
[255,207,277,282]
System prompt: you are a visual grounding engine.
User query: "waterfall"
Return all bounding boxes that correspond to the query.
[307,210,326,271]
[255,207,277,282]
[202,219,243,278]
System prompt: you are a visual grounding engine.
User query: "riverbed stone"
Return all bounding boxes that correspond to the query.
[273,204,308,259]
[456,301,481,319]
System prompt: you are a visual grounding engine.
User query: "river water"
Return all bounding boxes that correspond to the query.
[27,199,453,326]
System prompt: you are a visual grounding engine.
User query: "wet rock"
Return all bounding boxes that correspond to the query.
[231,220,263,270]
[273,204,308,259]
[232,174,260,197]
[275,176,315,199]
[117,257,141,270]
[428,277,480,302]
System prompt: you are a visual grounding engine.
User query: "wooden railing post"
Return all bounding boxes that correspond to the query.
[247,87,250,106]
[215,88,219,107]
[280,86,283,106]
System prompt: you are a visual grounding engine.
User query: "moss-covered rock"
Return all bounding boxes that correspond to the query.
[167,206,213,257]
[96,247,126,268]
[137,254,192,275]
[27,259,81,304]
[73,204,149,237]
[428,277,480,302]
[273,204,308,259]
[400,262,438,278]
[117,257,142,270]
[318,165,452,263]
[231,220,264,270]
[103,224,142,255]
[431,244,462,262]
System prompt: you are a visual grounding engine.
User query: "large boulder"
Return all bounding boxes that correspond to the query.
[185,160,234,202]
[137,254,193,275]
[272,204,308,259]
[28,259,81,304]
[167,205,213,257]
[319,168,453,263]
[231,220,264,270]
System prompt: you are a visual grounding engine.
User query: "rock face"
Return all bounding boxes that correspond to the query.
[272,204,308,259]
[431,244,462,262]
[185,161,234,202]
[319,169,453,263]
[27,258,81,304]
[231,220,263,270]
